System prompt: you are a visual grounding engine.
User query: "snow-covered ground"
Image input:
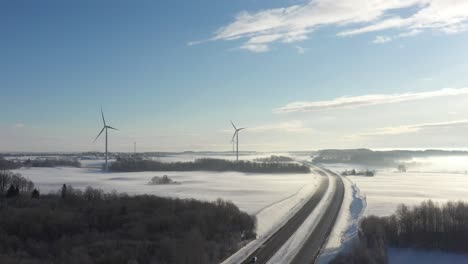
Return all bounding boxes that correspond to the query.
[316,176,366,264]
[12,158,319,239]
[345,171,468,216]
[323,156,468,217]
[318,156,468,263]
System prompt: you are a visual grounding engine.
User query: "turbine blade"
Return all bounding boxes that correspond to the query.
[231,131,237,142]
[101,107,106,126]
[230,121,237,130]
[107,126,119,131]
[93,127,105,143]
[238,127,247,131]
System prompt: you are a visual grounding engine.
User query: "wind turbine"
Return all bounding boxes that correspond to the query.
[94,108,118,171]
[231,121,246,162]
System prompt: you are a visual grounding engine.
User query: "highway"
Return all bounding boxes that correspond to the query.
[290,166,345,264]
[240,165,345,264]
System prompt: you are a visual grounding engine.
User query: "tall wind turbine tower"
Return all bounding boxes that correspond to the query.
[94,108,118,171]
[231,138,235,153]
[231,121,246,162]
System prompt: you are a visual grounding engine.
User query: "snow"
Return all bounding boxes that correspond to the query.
[316,176,366,264]
[318,157,468,263]
[346,171,468,217]
[388,248,468,264]
[255,182,319,237]
[321,158,468,217]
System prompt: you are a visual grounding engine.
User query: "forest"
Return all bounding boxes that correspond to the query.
[0,179,256,264]
[110,157,311,173]
[0,157,81,170]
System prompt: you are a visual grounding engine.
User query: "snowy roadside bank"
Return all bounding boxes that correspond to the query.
[265,169,335,263]
[316,176,367,264]
[221,172,320,264]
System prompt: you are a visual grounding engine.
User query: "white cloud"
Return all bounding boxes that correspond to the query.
[356,119,468,137]
[210,0,468,52]
[241,44,270,52]
[373,35,392,44]
[274,87,468,113]
[295,45,306,54]
[250,120,312,133]
[372,29,422,44]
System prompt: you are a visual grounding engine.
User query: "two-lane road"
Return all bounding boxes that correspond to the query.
[240,165,344,264]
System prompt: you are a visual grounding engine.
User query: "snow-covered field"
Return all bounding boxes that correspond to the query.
[318,156,468,263]
[324,157,468,217]
[12,157,318,238]
[345,171,468,216]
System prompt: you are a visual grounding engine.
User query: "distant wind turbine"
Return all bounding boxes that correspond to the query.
[231,121,246,162]
[93,108,118,171]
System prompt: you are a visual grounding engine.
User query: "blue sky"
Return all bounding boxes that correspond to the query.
[2,0,468,152]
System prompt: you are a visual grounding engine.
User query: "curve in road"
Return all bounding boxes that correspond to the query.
[241,168,330,264]
[290,166,345,264]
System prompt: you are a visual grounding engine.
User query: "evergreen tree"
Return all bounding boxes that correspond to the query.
[6,185,18,198]
[31,189,40,199]
[61,184,67,199]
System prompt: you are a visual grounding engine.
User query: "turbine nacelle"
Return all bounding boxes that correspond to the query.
[230,121,246,161]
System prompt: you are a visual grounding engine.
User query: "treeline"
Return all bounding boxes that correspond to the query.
[0,157,81,170]
[254,155,294,162]
[0,159,21,170]
[24,158,81,168]
[331,200,468,264]
[341,169,375,177]
[0,170,35,195]
[0,185,256,264]
[110,157,311,173]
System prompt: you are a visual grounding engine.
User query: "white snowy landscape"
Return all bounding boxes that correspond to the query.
[7,153,468,263]
[319,156,468,263]
[11,153,319,240]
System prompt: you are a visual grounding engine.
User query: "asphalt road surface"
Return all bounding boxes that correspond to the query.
[241,165,344,264]
[290,166,345,264]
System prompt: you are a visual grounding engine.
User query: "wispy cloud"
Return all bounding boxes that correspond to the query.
[295,45,306,54]
[373,35,392,44]
[250,120,312,133]
[208,0,468,52]
[355,119,468,137]
[371,30,422,44]
[241,44,270,53]
[274,87,468,113]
